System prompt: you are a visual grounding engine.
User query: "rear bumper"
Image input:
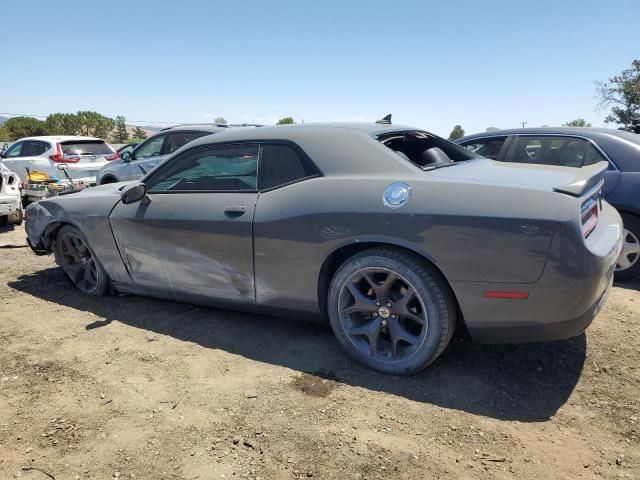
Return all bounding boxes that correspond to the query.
[452,202,623,344]
[468,275,612,343]
[0,195,20,216]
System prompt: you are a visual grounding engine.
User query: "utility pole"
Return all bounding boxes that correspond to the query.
[520,121,528,128]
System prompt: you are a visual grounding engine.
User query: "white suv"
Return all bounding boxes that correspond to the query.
[0,136,118,185]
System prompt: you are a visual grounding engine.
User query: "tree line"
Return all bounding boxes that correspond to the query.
[0,112,148,143]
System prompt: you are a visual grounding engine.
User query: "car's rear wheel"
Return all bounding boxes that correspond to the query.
[615,214,640,282]
[327,248,456,375]
[54,225,109,295]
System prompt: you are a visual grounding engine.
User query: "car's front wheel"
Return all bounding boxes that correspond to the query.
[54,225,110,295]
[328,248,456,375]
[615,214,640,281]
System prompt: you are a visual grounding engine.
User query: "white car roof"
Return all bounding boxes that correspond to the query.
[16,135,106,142]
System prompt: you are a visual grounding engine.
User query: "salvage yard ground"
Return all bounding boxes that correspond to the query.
[0,224,638,480]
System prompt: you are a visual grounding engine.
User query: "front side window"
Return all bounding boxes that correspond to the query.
[3,142,23,158]
[164,131,210,155]
[510,136,603,168]
[461,137,507,160]
[259,144,317,190]
[147,144,259,193]
[134,135,166,160]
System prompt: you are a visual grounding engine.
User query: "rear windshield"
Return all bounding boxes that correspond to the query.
[61,140,113,155]
[375,130,479,168]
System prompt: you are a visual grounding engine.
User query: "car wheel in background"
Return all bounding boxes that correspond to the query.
[100,176,117,185]
[54,225,110,295]
[328,248,456,375]
[615,214,640,282]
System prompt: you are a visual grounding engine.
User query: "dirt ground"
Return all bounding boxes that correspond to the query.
[0,224,638,480]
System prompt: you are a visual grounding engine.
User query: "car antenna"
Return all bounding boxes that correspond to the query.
[375,114,392,125]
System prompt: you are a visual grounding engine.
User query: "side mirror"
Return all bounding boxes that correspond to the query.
[121,150,132,163]
[120,182,147,205]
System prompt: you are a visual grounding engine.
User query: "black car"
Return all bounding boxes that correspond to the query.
[456,127,640,280]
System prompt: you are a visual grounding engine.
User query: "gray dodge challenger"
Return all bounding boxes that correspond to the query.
[25,122,623,374]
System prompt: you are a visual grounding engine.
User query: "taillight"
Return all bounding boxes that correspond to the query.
[581,194,599,238]
[105,152,120,161]
[49,143,80,163]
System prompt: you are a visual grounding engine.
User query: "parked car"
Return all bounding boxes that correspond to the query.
[0,136,118,186]
[0,161,22,227]
[456,128,640,280]
[97,124,258,185]
[26,121,622,374]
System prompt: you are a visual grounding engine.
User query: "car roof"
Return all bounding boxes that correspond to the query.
[184,122,423,145]
[457,127,629,142]
[15,135,105,142]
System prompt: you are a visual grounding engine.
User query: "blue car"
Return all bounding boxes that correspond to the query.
[457,128,640,280]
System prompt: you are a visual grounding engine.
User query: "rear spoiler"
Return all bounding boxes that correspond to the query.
[553,162,608,197]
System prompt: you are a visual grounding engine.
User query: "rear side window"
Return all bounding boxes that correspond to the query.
[21,141,50,156]
[259,144,317,190]
[61,140,113,155]
[460,137,507,160]
[164,131,210,154]
[510,136,605,168]
[376,130,479,168]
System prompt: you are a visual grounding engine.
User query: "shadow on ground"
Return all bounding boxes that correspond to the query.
[10,267,587,423]
[613,280,640,292]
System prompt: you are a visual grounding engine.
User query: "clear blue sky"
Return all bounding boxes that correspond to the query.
[0,0,638,136]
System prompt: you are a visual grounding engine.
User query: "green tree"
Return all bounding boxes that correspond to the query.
[75,111,116,139]
[132,126,147,141]
[0,124,9,141]
[276,117,295,125]
[3,116,47,141]
[113,116,129,143]
[214,117,227,125]
[448,125,465,141]
[596,59,640,128]
[44,113,81,135]
[563,118,592,127]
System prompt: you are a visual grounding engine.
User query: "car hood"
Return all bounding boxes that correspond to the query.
[430,158,607,196]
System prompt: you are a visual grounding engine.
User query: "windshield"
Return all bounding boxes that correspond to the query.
[61,140,114,155]
[375,130,480,169]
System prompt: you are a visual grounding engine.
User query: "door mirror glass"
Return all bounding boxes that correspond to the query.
[120,182,147,204]
[120,150,132,163]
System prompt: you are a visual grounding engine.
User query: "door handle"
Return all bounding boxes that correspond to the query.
[224,205,246,216]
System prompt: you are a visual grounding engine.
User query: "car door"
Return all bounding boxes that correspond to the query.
[123,134,168,180]
[1,141,26,179]
[109,142,259,302]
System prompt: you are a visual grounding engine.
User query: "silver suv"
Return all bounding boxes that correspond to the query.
[97,124,261,185]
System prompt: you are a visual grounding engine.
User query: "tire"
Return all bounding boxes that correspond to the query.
[615,214,640,282]
[0,215,7,228]
[54,225,110,296]
[328,248,456,375]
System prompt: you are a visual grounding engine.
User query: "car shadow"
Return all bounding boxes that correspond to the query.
[613,280,640,292]
[9,267,587,423]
